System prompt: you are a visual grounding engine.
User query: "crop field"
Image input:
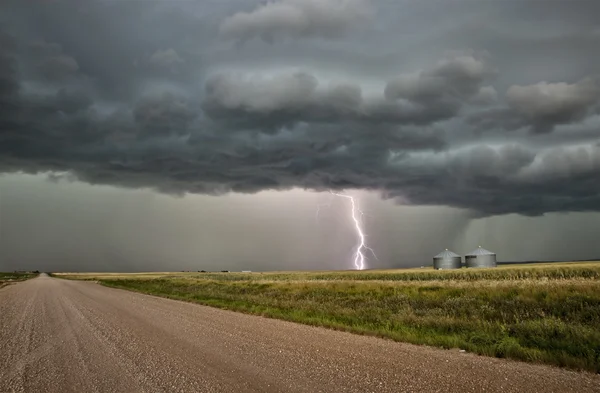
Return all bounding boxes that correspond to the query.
[57,262,600,372]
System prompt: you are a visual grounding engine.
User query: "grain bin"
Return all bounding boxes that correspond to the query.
[465,246,497,268]
[433,249,462,270]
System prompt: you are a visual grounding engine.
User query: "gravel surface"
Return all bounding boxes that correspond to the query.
[1,275,599,393]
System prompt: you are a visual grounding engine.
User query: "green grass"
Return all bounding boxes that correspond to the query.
[60,262,600,372]
[0,272,38,288]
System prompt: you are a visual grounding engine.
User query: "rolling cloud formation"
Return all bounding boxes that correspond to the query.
[1,0,600,216]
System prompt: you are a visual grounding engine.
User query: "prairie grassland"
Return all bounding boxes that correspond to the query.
[60,262,600,372]
[0,272,38,288]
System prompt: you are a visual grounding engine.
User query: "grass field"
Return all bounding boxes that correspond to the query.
[57,262,600,372]
[0,272,38,288]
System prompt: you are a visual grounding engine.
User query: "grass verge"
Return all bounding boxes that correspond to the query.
[0,272,38,288]
[60,263,600,372]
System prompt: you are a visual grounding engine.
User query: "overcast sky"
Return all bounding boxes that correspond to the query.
[1,0,599,272]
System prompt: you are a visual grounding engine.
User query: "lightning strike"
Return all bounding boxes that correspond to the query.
[329,191,377,270]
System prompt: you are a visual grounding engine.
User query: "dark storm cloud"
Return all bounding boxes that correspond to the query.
[36,54,79,81]
[26,41,79,82]
[203,53,493,129]
[1,0,600,217]
[384,52,495,104]
[506,78,600,133]
[5,0,210,101]
[219,0,373,42]
[382,143,600,216]
[469,86,498,106]
[468,77,600,134]
[148,49,185,71]
[133,93,198,136]
[0,31,18,114]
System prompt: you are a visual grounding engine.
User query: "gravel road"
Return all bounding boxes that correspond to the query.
[1,275,599,393]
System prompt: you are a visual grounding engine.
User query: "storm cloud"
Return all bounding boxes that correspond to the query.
[506,78,600,133]
[201,55,491,130]
[1,0,600,218]
[219,0,373,42]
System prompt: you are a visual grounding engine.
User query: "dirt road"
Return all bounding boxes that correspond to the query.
[1,275,598,393]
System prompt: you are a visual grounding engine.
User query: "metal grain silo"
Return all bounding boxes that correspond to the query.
[465,246,497,268]
[433,249,462,270]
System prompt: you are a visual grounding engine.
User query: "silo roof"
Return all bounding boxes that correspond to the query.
[466,246,495,256]
[434,249,460,258]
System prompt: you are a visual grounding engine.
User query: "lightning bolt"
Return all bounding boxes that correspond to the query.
[328,191,378,270]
